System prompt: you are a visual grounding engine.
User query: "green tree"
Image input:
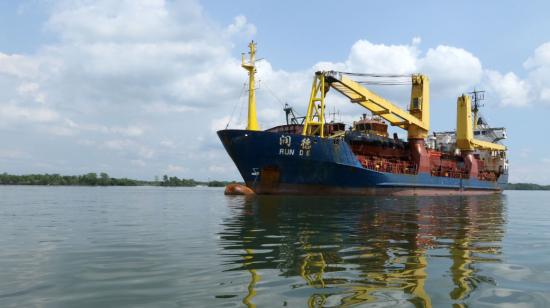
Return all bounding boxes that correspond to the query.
[99,172,110,186]
[81,173,98,185]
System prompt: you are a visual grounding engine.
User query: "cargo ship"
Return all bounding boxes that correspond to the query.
[218,42,508,195]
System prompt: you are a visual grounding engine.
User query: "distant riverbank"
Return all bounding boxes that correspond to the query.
[0,173,237,187]
[503,183,550,190]
[1,172,547,190]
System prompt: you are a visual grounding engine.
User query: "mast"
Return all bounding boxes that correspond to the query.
[242,41,260,131]
[469,89,485,129]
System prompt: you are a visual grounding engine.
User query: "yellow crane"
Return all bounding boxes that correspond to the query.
[302,71,506,152]
[303,71,430,140]
[302,71,433,173]
[240,40,505,159]
[456,94,506,152]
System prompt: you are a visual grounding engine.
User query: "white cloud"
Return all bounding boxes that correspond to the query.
[523,42,550,104]
[77,139,96,146]
[225,15,256,37]
[311,39,482,96]
[211,116,247,132]
[137,146,155,159]
[103,139,133,150]
[47,125,78,136]
[110,126,144,137]
[0,53,39,78]
[2,0,550,183]
[541,88,550,102]
[16,82,46,103]
[143,102,198,114]
[165,164,185,174]
[523,42,550,69]
[46,0,199,43]
[0,104,59,123]
[475,41,550,108]
[484,70,531,107]
[419,46,483,94]
[210,116,230,132]
[345,39,419,74]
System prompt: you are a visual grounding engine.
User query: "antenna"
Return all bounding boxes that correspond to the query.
[469,89,485,110]
[329,106,338,123]
[468,89,485,129]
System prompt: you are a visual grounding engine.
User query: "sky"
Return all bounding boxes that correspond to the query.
[0,0,550,183]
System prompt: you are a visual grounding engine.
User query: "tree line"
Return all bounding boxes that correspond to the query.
[1,172,546,190]
[503,183,550,190]
[0,172,236,187]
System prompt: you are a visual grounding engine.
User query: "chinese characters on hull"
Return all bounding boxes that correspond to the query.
[278,135,311,157]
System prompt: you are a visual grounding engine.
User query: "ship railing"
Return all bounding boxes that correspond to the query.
[478,170,498,181]
[360,155,500,181]
[358,156,417,175]
[430,167,499,181]
[430,168,468,179]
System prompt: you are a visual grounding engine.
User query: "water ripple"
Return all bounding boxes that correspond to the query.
[1,187,550,307]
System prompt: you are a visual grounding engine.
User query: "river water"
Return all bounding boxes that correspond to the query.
[1,186,550,307]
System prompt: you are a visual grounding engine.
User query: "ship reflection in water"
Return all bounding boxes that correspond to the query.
[218,195,505,307]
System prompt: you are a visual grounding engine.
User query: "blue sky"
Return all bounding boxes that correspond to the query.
[201,0,549,72]
[0,0,549,183]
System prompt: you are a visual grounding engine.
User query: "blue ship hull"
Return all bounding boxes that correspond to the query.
[218,129,507,195]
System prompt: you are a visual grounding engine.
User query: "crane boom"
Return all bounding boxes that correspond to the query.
[303,71,430,139]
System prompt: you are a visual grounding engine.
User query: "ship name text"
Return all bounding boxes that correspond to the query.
[278,135,311,157]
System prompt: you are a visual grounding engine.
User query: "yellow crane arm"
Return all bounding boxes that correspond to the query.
[324,71,430,139]
[456,94,506,151]
[326,72,425,129]
[303,71,430,139]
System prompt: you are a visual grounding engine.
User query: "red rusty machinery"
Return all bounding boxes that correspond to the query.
[355,147,500,181]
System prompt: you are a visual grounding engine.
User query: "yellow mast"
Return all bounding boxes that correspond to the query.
[242,41,260,131]
[456,94,506,151]
[408,74,430,139]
